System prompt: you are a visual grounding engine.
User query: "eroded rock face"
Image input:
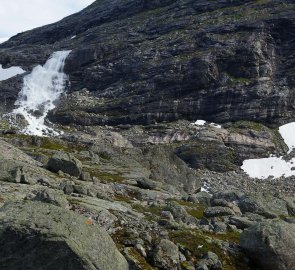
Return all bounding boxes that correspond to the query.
[0,201,129,270]
[240,220,295,270]
[1,0,295,126]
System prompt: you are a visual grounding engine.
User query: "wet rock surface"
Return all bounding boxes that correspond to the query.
[0,0,295,127]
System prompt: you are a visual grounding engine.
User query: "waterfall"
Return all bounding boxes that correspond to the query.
[13,50,71,136]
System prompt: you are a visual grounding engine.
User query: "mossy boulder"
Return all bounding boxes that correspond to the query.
[0,201,129,270]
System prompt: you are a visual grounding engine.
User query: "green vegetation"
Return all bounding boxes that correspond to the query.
[132,203,163,218]
[114,195,132,203]
[89,170,125,183]
[171,200,206,219]
[97,151,112,160]
[170,229,250,270]
[187,206,206,219]
[39,137,69,151]
[127,248,154,270]
[229,120,266,132]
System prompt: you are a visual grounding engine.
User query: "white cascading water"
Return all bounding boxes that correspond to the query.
[12,50,71,136]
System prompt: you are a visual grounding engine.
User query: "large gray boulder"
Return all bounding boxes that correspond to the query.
[0,201,129,270]
[0,139,46,184]
[47,151,82,177]
[240,220,295,270]
[152,239,180,270]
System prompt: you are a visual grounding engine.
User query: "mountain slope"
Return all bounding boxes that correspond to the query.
[1,0,295,126]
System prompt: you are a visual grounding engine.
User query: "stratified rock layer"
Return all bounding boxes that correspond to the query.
[0,0,295,126]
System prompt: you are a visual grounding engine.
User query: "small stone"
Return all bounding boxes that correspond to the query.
[80,171,91,181]
[161,211,174,220]
[73,185,88,195]
[60,181,74,195]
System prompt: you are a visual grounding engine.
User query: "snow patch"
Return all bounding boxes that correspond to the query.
[0,65,25,81]
[201,181,212,194]
[242,121,295,179]
[279,122,295,153]
[209,123,221,129]
[191,120,221,128]
[193,120,206,126]
[242,156,295,179]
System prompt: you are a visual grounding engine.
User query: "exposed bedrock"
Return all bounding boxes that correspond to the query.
[0,0,295,126]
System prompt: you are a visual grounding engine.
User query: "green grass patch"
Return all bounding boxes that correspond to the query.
[170,229,250,270]
[229,120,266,132]
[171,199,206,219]
[132,203,163,218]
[187,206,206,219]
[126,248,154,270]
[90,170,125,183]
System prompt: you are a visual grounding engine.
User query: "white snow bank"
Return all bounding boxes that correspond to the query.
[0,65,25,81]
[209,123,221,129]
[279,122,295,153]
[193,120,206,126]
[242,156,295,179]
[201,181,212,194]
[241,121,295,179]
[191,120,221,128]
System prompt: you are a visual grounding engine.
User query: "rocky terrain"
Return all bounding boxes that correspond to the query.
[0,121,293,270]
[0,0,295,269]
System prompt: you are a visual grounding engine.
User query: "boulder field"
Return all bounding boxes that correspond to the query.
[0,125,293,269]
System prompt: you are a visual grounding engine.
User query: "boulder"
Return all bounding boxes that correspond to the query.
[229,216,253,230]
[152,239,180,270]
[0,201,129,270]
[195,252,222,270]
[188,191,212,206]
[204,207,235,218]
[212,190,245,202]
[136,178,157,190]
[47,151,82,177]
[164,201,196,225]
[0,140,44,184]
[241,220,295,270]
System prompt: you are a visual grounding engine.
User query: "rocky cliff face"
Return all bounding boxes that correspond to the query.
[1,0,295,126]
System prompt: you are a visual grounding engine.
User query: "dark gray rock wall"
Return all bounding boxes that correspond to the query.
[1,0,295,126]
